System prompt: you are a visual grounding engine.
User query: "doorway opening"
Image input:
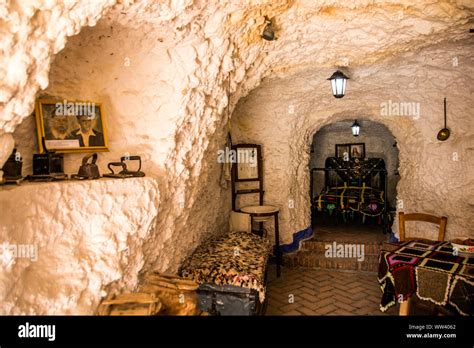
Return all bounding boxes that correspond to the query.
[309,119,399,243]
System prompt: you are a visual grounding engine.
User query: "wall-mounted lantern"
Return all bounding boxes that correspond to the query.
[351,120,360,136]
[327,70,349,98]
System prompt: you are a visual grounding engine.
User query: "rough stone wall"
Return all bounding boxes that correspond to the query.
[1,0,276,313]
[310,120,400,206]
[4,2,237,313]
[0,178,158,314]
[12,21,181,185]
[233,40,474,244]
[0,0,117,166]
[0,0,473,314]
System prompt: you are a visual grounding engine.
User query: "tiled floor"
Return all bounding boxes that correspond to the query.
[265,221,398,315]
[265,265,398,316]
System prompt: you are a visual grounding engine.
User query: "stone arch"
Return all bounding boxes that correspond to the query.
[287,110,424,242]
[305,116,404,232]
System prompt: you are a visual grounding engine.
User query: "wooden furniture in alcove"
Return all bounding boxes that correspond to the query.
[310,157,389,233]
[231,144,264,211]
[397,212,448,316]
[231,143,281,277]
[240,204,281,277]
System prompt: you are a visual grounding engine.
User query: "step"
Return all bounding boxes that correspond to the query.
[283,251,380,272]
[301,239,383,255]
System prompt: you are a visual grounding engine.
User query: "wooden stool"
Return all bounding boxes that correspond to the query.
[240,205,281,277]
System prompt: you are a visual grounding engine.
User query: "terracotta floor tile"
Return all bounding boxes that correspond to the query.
[266,265,396,316]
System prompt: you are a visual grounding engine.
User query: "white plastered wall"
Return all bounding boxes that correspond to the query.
[233,40,474,245]
[0,0,473,314]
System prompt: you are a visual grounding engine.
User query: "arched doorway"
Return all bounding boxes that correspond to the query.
[309,119,399,243]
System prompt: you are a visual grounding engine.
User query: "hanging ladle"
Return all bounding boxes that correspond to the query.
[437,97,450,141]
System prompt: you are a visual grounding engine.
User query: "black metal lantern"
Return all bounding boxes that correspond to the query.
[327,70,349,98]
[262,17,276,41]
[351,120,360,136]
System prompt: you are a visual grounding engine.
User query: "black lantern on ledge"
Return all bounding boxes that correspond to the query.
[327,70,349,98]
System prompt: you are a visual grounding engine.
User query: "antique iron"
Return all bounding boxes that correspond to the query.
[2,149,23,179]
[119,155,145,177]
[103,155,145,179]
[33,137,64,175]
[28,137,67,181]
[72,153,100,180]
[1,148,23,184]
[103,162,134,179]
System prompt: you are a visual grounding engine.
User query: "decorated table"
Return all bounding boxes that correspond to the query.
[378,239,473,316]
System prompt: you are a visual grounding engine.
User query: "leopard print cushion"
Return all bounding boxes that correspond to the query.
[179,231,271,302]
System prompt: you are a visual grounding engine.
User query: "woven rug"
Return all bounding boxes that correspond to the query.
[415,267,451,305]
[378,240,473,315]
[449,276,474,316]
[179,230,271,303]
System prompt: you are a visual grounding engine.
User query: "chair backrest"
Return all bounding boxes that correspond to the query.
[398,212,447,242]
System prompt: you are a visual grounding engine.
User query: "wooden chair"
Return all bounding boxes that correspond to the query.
[398,212,447,242]
[397,212,448,315]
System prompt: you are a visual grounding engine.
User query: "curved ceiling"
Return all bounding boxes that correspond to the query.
[96,0,474,97]
[0,0,472,166]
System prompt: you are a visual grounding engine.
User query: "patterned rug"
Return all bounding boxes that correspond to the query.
[378,240,474,315]
[179,230,271,302]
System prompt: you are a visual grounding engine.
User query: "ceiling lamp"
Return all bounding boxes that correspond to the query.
[327,70,349,98]
[262,17,276,41]
[351,120,360,136]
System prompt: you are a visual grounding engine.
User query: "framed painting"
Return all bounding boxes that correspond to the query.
[34,99,109,153]
[335,144,350,160]
[350,143,365,159]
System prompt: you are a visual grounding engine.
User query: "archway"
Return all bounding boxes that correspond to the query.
[309,119,400,243]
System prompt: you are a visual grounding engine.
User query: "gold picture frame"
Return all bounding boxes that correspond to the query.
[34,99,109,153]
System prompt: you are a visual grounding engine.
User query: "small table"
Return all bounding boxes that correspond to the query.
[378,239,473,316]
[240,205,281,278]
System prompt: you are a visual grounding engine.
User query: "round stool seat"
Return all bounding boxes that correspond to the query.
[240,205,279,214]
[240,205,279,222]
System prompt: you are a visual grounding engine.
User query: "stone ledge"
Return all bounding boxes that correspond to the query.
[0,176,160,314]
[0,176,155,191]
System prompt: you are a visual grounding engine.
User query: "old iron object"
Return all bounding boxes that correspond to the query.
[2,149,23,179]
[28,137,67,181]
[103,161,134,179]
[437,97,450,141]
[72,153,100,180]
[119,155,145,177]
[32,137,64,175]
[103,155,145,179]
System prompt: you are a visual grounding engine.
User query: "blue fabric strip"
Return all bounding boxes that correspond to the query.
[279,226,313,254]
